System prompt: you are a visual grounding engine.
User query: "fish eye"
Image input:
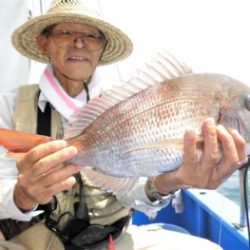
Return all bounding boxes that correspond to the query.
[244,94,250,111]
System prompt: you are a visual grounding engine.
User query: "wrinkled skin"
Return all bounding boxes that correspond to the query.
[14,23,247,211]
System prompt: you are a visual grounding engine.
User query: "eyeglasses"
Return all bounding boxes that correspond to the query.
[48,30,106,51]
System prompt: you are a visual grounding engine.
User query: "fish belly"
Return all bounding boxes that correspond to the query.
[71,83,220,178]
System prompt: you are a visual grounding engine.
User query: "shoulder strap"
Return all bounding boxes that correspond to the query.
[37,96,51,136]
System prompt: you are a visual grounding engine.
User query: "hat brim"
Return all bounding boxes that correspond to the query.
[12,12,133,65]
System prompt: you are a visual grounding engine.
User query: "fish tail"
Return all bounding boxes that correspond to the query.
[0,128,51,153]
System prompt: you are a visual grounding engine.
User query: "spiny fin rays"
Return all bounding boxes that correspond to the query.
[160,50,192,74]
[65,51,192,140]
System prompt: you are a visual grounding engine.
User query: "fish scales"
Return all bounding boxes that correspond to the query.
[1,52,250,194]
[69,73,245,178]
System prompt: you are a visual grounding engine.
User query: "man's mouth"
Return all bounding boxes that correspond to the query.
[68,56,89,62]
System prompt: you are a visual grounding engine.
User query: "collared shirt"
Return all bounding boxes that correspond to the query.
[0,72,168,221]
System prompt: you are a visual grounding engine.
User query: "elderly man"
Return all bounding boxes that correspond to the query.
[0,0,246,249]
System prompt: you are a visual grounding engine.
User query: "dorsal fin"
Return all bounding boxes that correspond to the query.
[65,51,193,139]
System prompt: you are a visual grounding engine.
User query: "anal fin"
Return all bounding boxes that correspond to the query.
[81,167,138,194]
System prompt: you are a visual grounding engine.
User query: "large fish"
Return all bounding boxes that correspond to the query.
[1,52,250,193]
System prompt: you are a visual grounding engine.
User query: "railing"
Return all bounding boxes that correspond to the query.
[239,167,248,227]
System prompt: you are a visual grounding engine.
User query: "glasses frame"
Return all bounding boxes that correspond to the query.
[43,27,106,51]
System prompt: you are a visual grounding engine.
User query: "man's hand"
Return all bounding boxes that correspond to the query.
[152,118,247,195]
[14,140,81,211]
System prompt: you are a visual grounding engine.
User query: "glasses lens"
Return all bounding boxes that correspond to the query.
[52,30,73,48]
[51,30,105,51]
[82,33,104,50]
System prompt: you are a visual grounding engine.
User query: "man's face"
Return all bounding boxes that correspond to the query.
[37,22,105,82]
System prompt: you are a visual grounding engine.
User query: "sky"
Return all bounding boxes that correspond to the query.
[97,0,250,88]
[26,0,250,89]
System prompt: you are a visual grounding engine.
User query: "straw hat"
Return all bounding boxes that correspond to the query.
[12,0,133,65]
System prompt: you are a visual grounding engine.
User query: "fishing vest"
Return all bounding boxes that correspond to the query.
[0,84,131,247]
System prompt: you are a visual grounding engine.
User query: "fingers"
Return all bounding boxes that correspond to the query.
[217,126,237,163]
[179,117,247,189]
[201,118,220,166]
[14,173,78,209]
[37,163,80,188]
[181,119,216,187]
[18,140,68,170]
[17,140,78,178]
[14,140,82,209]
[227,129,247,162]
[216,126,247,174]
[183,129,197,167]
[18,166,79,205]
[33,145,78,177]
[37,175,77,204]
[202,119,247,187]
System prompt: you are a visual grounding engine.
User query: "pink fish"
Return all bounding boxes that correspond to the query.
[1,51,250,194]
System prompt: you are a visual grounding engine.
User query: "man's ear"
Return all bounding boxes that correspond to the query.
[36,35,50,57]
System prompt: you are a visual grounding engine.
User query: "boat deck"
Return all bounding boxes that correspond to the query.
[132,189,249,250]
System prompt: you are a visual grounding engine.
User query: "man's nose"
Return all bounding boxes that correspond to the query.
[73,35,86,49]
